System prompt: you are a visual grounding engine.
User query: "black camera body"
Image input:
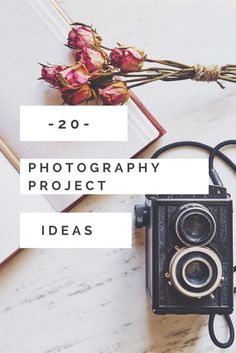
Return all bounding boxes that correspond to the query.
[135,185,234,315]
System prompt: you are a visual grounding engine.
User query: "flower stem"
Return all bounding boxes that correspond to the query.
[216,81,225,89]
[145,58,191,69]
[118,73,161,78]
[219,75,236,83]
[127,70,181,89]
[138,67,178,73]
[101,45,112,51]
[127,77,162,89]
[123,76,160,84]
[127,65,197,89]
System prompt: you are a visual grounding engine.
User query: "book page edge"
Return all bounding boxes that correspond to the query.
[0,138,20,173]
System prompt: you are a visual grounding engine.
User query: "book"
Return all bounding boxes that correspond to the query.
[0,0,165,212]
[0,0,164,263]
[0,140,55,265]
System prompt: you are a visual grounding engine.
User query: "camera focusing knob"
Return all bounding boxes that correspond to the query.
[134,205,149,228]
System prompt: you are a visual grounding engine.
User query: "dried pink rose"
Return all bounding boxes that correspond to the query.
[98,81,130,105]
[61,84,94,105]
[59,64,90,88]
[40,65,66,88]
[109,47,145,72]
[68,25,102,49]
[74,46,107,72]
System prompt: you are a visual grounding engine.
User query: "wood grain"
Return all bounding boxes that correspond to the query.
[0,0,235,352]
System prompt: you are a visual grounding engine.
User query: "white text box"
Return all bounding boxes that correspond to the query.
[20,159,209,195]
[20,105,128,141]
[20,213,132,248]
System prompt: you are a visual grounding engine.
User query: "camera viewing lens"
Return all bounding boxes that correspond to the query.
[182,213,211,244]
[168,247,222,298]
[183,259,212,288]
[173,204,216,246]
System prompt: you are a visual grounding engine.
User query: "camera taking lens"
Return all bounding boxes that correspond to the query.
[183,259,212,288]
[169,247,222,298]
[172,203,216,246]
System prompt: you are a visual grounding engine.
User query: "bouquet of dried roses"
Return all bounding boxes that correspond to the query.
[40,23,236,105]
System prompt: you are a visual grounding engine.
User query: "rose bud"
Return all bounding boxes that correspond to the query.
[109,47,145,72]
[98,81,130,105]
[40,64,66,88]
[67,25,102,49]
[59,64,90,88]
[74,46,107,72]
[61,84,94,105]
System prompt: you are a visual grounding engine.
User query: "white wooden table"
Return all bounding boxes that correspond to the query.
[0,1,235,352]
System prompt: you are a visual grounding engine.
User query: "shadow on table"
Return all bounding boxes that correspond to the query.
[145,300,207,353]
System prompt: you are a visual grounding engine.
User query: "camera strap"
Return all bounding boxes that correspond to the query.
[151,140,236,349]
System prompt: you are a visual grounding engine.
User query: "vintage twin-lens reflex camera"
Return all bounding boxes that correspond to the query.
[134,185,233,315]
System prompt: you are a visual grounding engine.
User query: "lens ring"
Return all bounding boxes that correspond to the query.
[169,246,222,298]
[173,204,216,246]
[182,257,213,288]
[175,252,219,293]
